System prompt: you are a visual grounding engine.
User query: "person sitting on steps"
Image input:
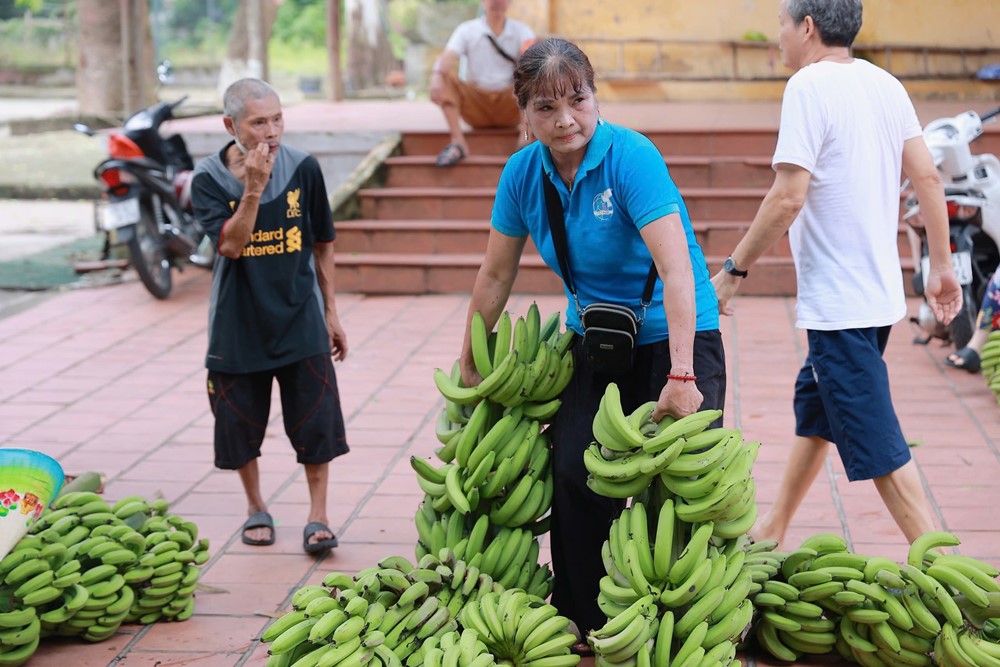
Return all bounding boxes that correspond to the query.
[429,0,535,167]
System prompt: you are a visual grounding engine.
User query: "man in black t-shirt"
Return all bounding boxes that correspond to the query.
[191,78,349,555]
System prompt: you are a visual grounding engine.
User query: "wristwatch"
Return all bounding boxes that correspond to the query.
[723,256,748,278]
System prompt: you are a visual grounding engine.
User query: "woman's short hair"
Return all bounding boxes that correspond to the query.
[513,38,596,109]
[223,78,279,122]
[786,0,862,48]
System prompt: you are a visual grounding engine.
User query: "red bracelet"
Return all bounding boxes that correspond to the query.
[666,374,697,382]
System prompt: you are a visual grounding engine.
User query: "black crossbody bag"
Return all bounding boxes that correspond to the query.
[543,171,658,375]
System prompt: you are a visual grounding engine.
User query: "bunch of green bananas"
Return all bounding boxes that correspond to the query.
[750,530,1000,666]
[0,490,209,664]
[591,501,768,666]
[980,331,1000,401]
[458,588,580,667]
[122,498,209,626]
[262,551,502,667]
[419,402,552,526]
[408,628,497,667]
[433,304,575,412]
[412,509,552,598]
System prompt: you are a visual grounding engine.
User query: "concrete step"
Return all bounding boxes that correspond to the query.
[401,130,524,158]
[333,248,917,297]
[400,128,781,158]
[333,252,562,294]
[335,218,912,262]
[335,219,537,255]
[383,154,776,189]
[357,186,773,221]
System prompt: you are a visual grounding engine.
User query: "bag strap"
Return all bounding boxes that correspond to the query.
[542,168,658,321]
[485,34,518,65]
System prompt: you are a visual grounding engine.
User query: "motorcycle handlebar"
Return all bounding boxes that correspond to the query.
[982,107,1000,123]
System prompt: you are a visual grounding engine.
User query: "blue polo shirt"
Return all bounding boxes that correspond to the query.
[492,121,719,344]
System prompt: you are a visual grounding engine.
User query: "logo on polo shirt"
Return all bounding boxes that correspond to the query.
[593,188,614,221]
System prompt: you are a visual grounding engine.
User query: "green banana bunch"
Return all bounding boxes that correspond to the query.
[407,629,497,667]
[459,589,579,666]
[0,490,207,661]
[980,331,1000,402]
[437,305,574,412]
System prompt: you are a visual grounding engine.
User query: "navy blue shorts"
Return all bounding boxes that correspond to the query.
[793,327,910,481]
[207,354,349,470]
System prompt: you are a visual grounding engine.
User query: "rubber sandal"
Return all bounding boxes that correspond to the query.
[435,143,466,167]
[240,511,275,546]
[944,347,981,373]
[303,521,338,554]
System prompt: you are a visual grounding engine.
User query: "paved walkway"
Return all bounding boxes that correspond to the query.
[1,267,998,666]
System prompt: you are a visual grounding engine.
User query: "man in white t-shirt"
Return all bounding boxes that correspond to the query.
[429,0,535,166]
[712,0,962,547]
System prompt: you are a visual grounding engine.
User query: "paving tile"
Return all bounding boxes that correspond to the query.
[3,218,1000,667]
[133,614,266,652]
[117,651,248,666]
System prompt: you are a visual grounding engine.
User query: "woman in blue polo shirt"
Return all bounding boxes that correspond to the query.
[458,38,726,643]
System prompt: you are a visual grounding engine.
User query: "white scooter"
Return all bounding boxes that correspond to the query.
[904,106,1000,349]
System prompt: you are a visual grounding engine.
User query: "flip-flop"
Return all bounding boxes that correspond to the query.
[240,510,275,546]
[435,143,466,167]
[944,346,981,373]
[303,521,338,554]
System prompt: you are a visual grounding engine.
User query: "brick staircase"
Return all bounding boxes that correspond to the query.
[333,127,920,295]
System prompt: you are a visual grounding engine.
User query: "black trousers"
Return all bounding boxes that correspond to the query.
[548,330,726,635]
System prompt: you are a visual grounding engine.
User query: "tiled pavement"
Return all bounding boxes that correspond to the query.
[2,267,1000,666]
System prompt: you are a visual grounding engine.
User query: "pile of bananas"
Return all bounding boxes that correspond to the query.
[458,588,579,667]
[413,509,552,597]
[408,628,498,667]
[432,304,574,415]
[583,384,770,665]
[979,330,1000,401]
[419,401,552,529]
[261,550,526,667]
[590,501,768,666]
[0,490,209,665]
[750,530,1000,666]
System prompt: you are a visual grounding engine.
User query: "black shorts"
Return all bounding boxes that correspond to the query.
[207,354,349,469]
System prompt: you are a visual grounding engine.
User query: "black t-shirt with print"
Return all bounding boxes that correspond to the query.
[192,142,335,374]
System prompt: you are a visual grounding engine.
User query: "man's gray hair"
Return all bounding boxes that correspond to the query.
[786,0,862,48]
[223,78,279,122]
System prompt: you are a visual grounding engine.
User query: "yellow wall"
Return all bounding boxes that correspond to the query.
[511,0,1000,47]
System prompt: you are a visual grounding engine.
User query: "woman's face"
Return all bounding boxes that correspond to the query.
[524,81,599,162]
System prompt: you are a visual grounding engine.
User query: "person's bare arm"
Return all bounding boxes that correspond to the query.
[640,213,702,421]
[314,241,347,361]
[902,136,962,324]
[429,49,461,106]
[460,229,527,386]
[218,143,273,259]
[711,164,811,315]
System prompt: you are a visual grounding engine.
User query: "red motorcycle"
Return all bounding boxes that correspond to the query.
[75,97,212,299]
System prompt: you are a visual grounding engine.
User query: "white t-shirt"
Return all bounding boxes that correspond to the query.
[773,59,922,330]
[445,16,535,92]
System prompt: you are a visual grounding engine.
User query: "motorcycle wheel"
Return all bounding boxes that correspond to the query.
[947,288,977,351]
[128,201,172,299]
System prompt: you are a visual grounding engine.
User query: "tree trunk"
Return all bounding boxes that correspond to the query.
[345,0,394,93]
[76,0,155,117]
[218,0,279,94]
